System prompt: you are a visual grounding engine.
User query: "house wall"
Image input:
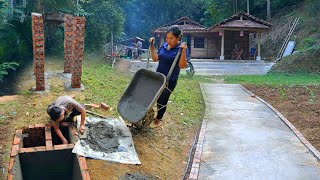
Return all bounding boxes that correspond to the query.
[154,31,249,59]
[190,33,208,59]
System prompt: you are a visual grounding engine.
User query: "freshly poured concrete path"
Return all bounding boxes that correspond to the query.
[198,84,320,179]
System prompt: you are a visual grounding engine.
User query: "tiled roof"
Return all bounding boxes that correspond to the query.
[153,13,272,34]
[209,12,272,31]
[154,16,207,33]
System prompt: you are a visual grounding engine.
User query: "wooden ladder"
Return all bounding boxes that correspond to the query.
[276,17,300,61]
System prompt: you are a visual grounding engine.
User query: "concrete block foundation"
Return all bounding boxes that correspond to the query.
[8,123,90,180]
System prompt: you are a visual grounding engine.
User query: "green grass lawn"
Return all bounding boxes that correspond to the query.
[81,58,214,126]
[224,72,320,86]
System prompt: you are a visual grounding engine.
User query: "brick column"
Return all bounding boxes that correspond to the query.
[71,16,86,88]
[31,13,45,91]
[64,14,75,73]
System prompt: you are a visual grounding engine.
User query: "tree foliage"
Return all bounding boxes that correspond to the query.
[0,62,19,81]
[121,0,206,45]
[82,0,125,51]
[0,0,316,79]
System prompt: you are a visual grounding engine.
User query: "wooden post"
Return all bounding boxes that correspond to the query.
[256,32,261,61]
[220,30,225,60]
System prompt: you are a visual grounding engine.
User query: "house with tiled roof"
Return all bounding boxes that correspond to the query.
[153,13,272,60]
[153,16,214,58]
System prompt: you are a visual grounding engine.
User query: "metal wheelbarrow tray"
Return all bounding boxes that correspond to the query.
[118,69,166,124]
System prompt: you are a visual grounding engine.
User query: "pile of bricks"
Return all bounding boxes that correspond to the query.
[71,16,86,88]
[31,13,45,91]
[8,123,90,180]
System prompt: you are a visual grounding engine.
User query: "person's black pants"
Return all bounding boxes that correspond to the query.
[156,80,177,119]
[63,104,85,122]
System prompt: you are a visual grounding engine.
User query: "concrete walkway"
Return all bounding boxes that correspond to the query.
[190,84,320,179]
[128,59,274,75]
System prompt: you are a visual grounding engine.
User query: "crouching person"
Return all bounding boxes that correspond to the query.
[47,95,86,144]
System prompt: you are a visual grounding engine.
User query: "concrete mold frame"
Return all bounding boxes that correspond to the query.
[7,123,90,180]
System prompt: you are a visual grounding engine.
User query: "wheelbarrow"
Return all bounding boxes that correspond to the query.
[118,47,183,129]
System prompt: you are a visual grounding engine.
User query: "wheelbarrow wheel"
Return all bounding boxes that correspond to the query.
[133,109,155,129]
[186,62,195,78]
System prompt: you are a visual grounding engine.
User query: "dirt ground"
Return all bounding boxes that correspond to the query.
[244,85,320,151]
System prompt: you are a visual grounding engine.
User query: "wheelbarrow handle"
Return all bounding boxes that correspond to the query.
[147,44,151,69]
[166,48,182,84]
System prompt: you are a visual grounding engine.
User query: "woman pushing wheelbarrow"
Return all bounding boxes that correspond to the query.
[118,25,190,129]
[149,25,190,127]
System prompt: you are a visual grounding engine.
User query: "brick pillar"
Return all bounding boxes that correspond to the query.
[71,16,85,88]
[31,12,45,91]
[64,14,75,73]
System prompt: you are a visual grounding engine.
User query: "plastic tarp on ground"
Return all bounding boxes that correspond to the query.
[72,116,141,164]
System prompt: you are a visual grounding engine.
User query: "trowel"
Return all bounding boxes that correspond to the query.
[78,126,88,139]
[76,116,88,139]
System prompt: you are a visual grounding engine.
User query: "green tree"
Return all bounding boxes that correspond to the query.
[82,0,125,51]
[200,0,233,26]
[122,0,206,43]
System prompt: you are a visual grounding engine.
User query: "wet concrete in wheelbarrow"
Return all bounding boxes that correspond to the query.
[118,69,165,123]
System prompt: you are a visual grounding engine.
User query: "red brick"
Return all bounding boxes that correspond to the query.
[194,151,201,159]
[78,156,88,170]
[193,158,200,163]
[45,126,52,140]
[15,129,22,135]
[47,123,53,127]
[8,157,15,172]
[19,147,36,153]
[81,170,91,180]
[10,145,20,156]
[35,124,45,128]
[54,144,74,150]
[46,140,53,150]
[7,173,14,180]
[191,167,199,174]
[13,135,21,145]
[35,146,46,152]
[192,162,200,168]
[188,172,197,179]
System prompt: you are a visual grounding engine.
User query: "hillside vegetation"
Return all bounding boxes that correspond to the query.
[260,0,320,73]
[271,45,320,73]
